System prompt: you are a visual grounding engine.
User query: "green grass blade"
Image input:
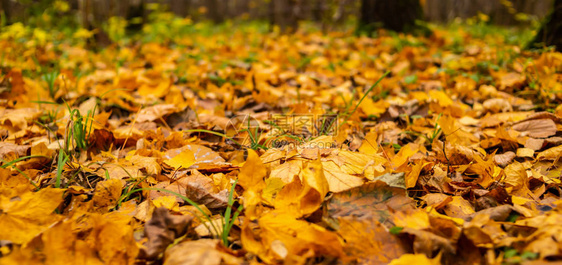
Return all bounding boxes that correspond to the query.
[348,71,390,119]
[0,155,49,169]
[222,180,238,245]
[55,149,68,188]
[338,71,390,131]
[227,204,244,234]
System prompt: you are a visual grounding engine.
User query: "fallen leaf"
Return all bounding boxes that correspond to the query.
[92,179,123,210]
[512,119,557,138]
[140,207,194,260]
[327,181,415,227]
[137,104,177,123]
[338,217,407,264]
[0,142,29,161]
[389,254,440,265]
[164,239,241,265]
[165,149,196,169]
[0,187,64,244]
[242,211,344,263]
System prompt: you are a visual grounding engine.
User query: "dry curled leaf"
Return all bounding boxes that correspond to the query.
[140,207,194,260]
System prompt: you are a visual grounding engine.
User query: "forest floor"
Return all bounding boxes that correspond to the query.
[1,19,562,265]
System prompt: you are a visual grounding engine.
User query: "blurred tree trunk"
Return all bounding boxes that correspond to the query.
[312,0,325,22]
[424,0,552,25]
[531,0,562,50]
[1,0,26,25]
[78,0,145,47]
[169,0,190,17]
[358,0,423,34]
[0,0,5,23]
[207,0,226,23]
[269,0,299,33]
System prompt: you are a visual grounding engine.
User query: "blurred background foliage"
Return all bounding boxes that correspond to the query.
[0,0,555,48]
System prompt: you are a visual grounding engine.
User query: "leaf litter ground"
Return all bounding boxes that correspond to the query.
[1,24,562,265]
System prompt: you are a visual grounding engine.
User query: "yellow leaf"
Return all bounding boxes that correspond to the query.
[31,142,53,157]
[238,149,266,190]
[274,160,329,217]
[360,98,389,117]
[41,221,104,265]
[302,160,329,198]
[389,254,440,265]
[33,28,48,45]
[238,149,267,219]
[391,143,418,169]
[136,104,177,123]
[152,195,180,212]
[321,160,365,192]
[405,161,428,188]
[516,147,534,158]
[92,212,140,264]
[503,161,527,192]
[429,90,453,106]
[270,159,302,183]
[0,187,64,244]
[393,210,430,230]
[242,211,344,263]
[426,207,464,225]
[537,145,562,161]
[442,115,475,142]
[358,132,379,155]
[92,179,123,210]
[338,218,406,263]
[512,195,532,205]
[73,28,95,39]
[164,149,196,169]
[262,177,286,206]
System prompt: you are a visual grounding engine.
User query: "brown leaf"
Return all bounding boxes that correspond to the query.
[327,181,415,228]
[0,142,29,161]
[164,239,241,265]
[140,207,194,260]
[421,193,453,210]
[512,119,557,138]
[401,227,456,257]
[174,170,228,209]
[338,217,407,264]
[463,213,507,247]
[137,104,178,123]
[494,151,515,167]
[483,98,512,113]
[524,138,545,151]
[128,155,161,175]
